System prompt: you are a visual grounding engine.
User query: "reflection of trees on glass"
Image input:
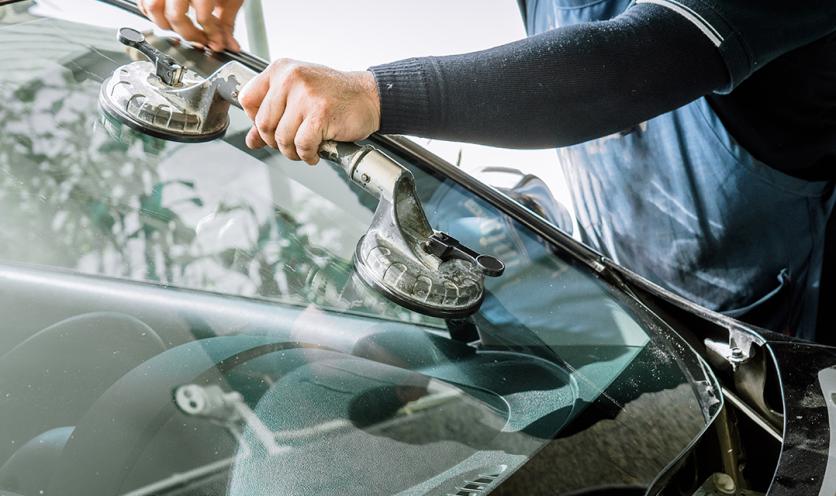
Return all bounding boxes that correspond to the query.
[0,68,195,280]
[212,201,433,322]
[0,58,430,323]
[0,2,27,23]
[217,203,327,297]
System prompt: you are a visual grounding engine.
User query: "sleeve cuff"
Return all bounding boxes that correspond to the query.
[368,58,436,135]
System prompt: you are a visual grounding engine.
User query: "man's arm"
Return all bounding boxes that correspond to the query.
[237,3,726,162]
[369,3,728,148]
[141,1,834,163]
[138,2,728,161]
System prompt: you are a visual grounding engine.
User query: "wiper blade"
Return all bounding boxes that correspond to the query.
[120,456,234,496]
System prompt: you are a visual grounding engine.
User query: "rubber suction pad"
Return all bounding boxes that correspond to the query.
[353,234,486,319]
[99,61,228,143]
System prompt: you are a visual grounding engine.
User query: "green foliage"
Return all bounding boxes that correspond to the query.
[0,67,205,282]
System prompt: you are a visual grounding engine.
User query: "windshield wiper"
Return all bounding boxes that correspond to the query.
[119,456,235,496]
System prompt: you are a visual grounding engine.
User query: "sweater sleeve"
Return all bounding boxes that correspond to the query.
[368,3,728,148]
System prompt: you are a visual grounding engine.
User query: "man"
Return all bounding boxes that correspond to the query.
[138,0,835,340]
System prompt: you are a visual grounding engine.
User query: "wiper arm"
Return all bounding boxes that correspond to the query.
[120,456,235,496]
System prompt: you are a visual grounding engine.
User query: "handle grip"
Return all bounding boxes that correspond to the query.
[117,27,183,85]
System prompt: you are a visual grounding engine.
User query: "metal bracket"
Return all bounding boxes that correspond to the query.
[705,329,758,371]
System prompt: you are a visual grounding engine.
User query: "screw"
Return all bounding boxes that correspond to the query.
[712,473,736,494]
[728,346,747,371]
[360,173,370,183]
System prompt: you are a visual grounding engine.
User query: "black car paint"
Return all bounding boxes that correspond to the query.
[762,341,835,493]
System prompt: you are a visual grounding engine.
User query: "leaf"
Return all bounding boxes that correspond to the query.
[160,179,196,190]
[256,220,273,248]
[86,200,115,232]
[13,80,45,102]
[99,141,129,154]
[171,197,204,208]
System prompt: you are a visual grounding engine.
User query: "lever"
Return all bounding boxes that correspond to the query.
[423,232,505,277]
[117,27,184,86]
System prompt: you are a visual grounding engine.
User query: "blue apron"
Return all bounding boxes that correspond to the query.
[525,0,836,340]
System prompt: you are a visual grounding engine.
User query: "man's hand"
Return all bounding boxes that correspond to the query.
[137,0,244,52]
[238,59,381,165]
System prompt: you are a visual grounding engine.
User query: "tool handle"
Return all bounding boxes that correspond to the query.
[117,27,183,85]
[318,141,368,169]
[423,232,505,277]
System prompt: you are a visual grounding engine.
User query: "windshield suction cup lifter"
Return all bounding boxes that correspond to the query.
[100,27,504,318]
[330,143,505,318]
[100,27,251,142]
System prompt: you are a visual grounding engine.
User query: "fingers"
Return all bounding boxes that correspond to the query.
[239,60,377,165]
[275,108,304,161]
[240,61,296,156]
[246,107,323,165]
[191,0,224,51]
[240,66,322,162]
[251,84,288,149]
[294,116,324,165]
[165,0,209,46]
[224,31,241,52]
[237,64,279,152]
[246,125,266,149]
[217,25,241,52]
[238,71,271,121]
[139,0,242,52]
[140,0,172,30]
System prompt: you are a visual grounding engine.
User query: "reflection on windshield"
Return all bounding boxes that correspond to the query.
[0,11,432,324]
[0,5,718,496]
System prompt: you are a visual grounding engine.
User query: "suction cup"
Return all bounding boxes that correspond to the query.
[354,236,488,319]
[99,61,229,143]
[347,155,505,319]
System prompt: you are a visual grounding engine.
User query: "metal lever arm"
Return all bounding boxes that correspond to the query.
[423,232,505,277]
[118,27,184,85]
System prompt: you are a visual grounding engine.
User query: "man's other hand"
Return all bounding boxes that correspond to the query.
[238,59,382,165]
[138,0,244,52]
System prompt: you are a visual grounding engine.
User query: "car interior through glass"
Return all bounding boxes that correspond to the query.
[0,2,721,495]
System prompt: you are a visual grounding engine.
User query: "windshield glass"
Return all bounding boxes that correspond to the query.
[0,3,720,495]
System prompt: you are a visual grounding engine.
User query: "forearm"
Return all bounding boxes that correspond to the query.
[369,3,727,148]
